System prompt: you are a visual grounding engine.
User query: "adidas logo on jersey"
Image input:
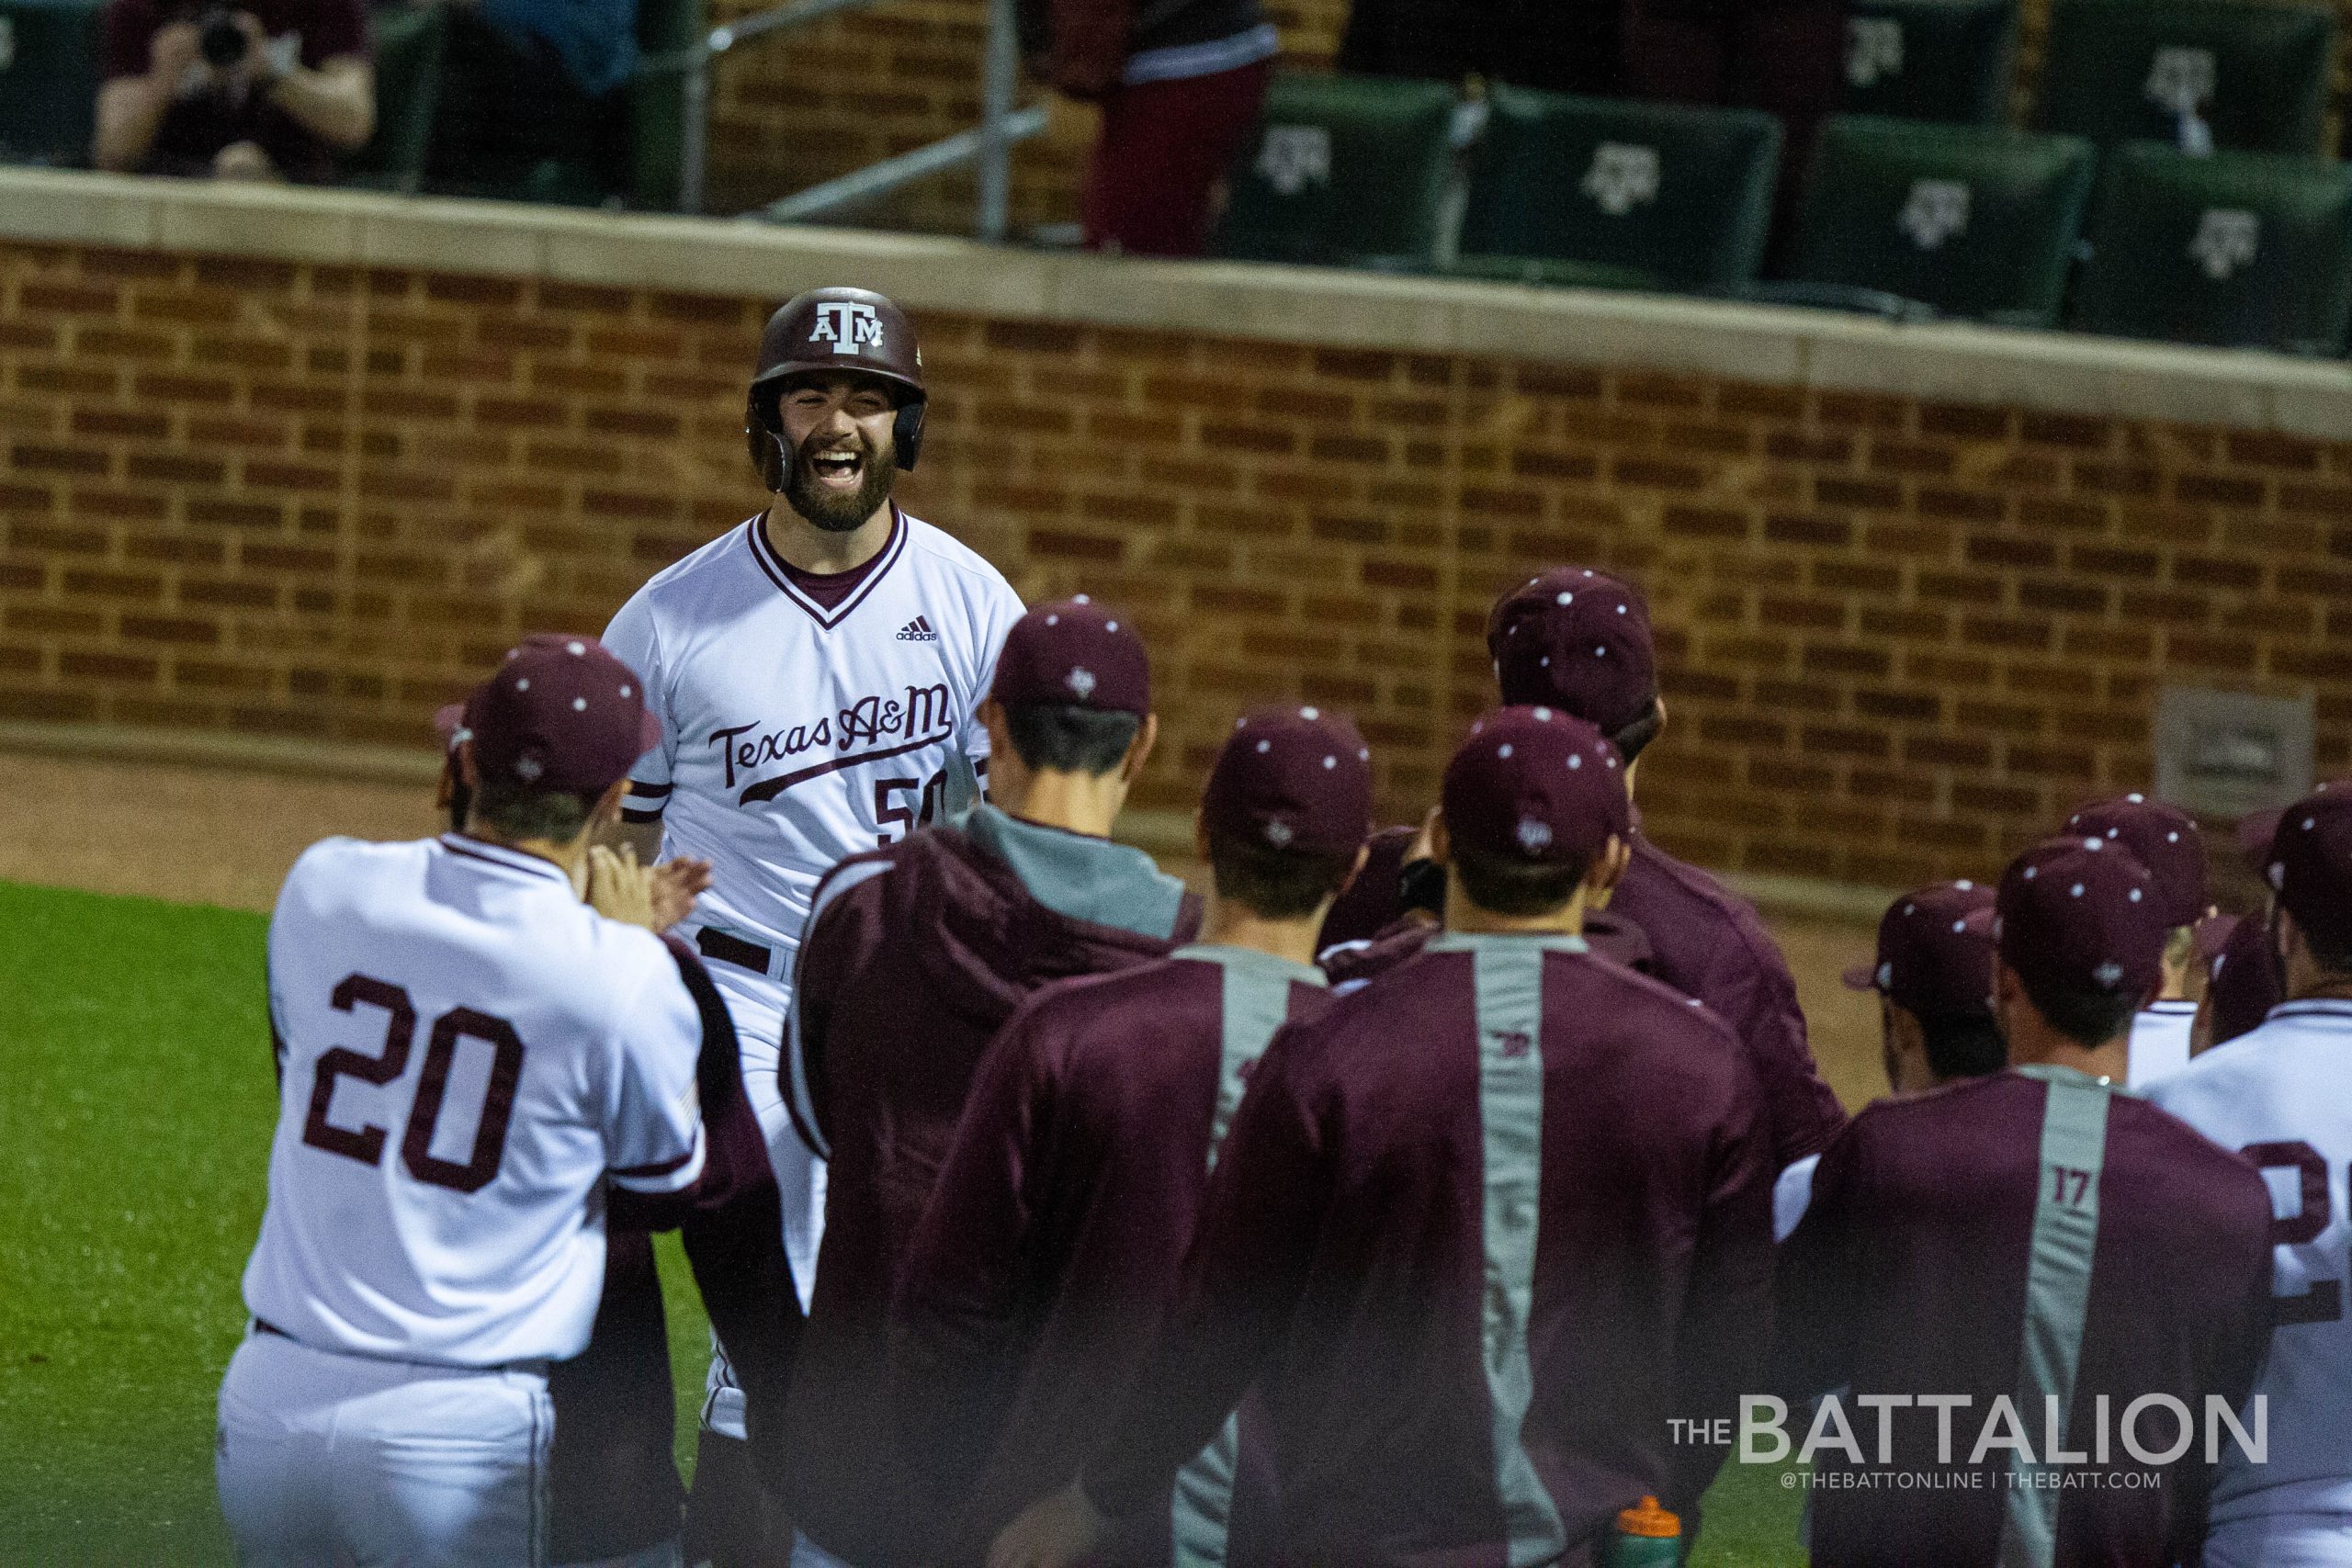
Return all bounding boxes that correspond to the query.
[896,616,939,642]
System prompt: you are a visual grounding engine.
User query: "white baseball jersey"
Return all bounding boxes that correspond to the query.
[2146,999,2352,1525]
[2126,998,2198,1087]
[243,834,707,1368]
[601,506,1023,983]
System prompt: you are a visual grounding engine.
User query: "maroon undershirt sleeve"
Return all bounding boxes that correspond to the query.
[1773,1118,1870,1405]
[1666,1067,1777,1513]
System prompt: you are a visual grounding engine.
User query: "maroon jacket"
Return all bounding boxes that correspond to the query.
[1611,834,1846,1167]
[1321,908,1656,991]
[778,807,1200,1564]
[1779,1070,2275,1567]
[891,946,1329,1564]
[1080,932,1773,1563]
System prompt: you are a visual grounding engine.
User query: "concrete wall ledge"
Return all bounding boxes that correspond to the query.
[6,166,2349,439]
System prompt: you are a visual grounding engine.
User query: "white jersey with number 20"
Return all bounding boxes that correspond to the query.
[2147,999,2352,1529]
[243,834,707,1369]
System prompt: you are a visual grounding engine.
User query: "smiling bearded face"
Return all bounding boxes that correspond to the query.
[784,421,896,532]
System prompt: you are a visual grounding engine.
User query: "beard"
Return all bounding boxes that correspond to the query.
[782,427,895,533]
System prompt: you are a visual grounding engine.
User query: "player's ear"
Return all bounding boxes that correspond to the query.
[1121,713,1159,784]
[1587,834,1632,899]
[1427,813,1452,868]
[458,739,480,791]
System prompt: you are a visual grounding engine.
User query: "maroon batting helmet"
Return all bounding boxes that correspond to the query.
[745,287,927,488]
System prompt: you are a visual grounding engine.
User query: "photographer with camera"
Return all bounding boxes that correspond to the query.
[95,0,371,182]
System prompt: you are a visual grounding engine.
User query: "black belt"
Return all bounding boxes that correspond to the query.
[252,1317,548,1377]
[696,928,775,976]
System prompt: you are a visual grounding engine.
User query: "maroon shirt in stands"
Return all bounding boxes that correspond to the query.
[1779,1071,2274,1568]
[892,948,1330,1564]
[1080,932,1773,1563]
[101,0,368,182]
[1611,833,1846,1167]
[777,810,1200,1565]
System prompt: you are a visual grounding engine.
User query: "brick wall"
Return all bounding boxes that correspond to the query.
[702,0,2352,233]
[5,235,2349,889]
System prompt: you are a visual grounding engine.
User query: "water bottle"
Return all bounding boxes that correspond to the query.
[1606,1495,1681,1567]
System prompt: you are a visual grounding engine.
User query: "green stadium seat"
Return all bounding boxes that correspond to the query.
[2072,142,2352,355]
[1214,73,1458,272]
[2036,0,2335,155]
[344,3,448,193]
[1842,0,2015,125]
[1776,116,2095,327]
[1452,87,1781,293]
[0,0,106,167]
[628,0,703,210]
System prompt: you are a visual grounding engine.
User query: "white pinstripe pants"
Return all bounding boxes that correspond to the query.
[218,1329,554,1566]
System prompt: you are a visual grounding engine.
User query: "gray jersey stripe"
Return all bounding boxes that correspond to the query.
[1168,944,1326,1567]
[2000,1065,2119,1568]
[1440,931,1584,1567]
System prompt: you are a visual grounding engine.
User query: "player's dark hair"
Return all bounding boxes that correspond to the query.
[470,774,596,844]
[1453,843,1591,919]
[2298,914,2352,978]
[2020,976,2141,1051]
[1609,699,1664,767]
[1917,1010,2007,1080]
[1207,831,1356,920]
[1003,703,1141,777]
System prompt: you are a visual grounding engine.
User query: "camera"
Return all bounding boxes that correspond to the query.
[197,6,246,68]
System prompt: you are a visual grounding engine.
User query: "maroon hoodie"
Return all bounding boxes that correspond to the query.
[777,806,1201,1565]
[891,946,1328,1564]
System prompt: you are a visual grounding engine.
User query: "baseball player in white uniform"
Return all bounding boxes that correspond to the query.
[219,637,713,1567]
[600,287,1023,1513]
[2148,789,2352,1567]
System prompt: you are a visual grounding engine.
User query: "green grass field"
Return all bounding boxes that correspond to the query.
[0,876,1803,1564]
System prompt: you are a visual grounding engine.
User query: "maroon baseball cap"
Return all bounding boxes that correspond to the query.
[2264,789,2352,957]
[1202,705,1374,858]
[2206,909,2282,1048]
[461,634,662,797]
[1842,881,1998,1020]
[1486,568,1657,736]
[1442,705,1630,866]
[2241,780,2349,874]
[988,596,1150,716]
[2063,794,2208,928]
[1995,836,2167,1008]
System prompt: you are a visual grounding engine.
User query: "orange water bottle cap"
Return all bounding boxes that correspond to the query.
[1616,1495,1680,1539]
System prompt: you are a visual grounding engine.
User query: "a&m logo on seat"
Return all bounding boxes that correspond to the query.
[2188,209,2260,280]
[2144,46,2217,118]
[810,300,885,355]
[1258,126,1332,197]
[1582,144,1662,217]
[1899,180,1971,251]
[1846,17,1904,88]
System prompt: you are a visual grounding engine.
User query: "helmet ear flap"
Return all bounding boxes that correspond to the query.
[746,388,788,491]
[893,400,925,471]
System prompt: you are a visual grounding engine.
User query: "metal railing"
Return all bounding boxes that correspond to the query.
[638,0,1046,238]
